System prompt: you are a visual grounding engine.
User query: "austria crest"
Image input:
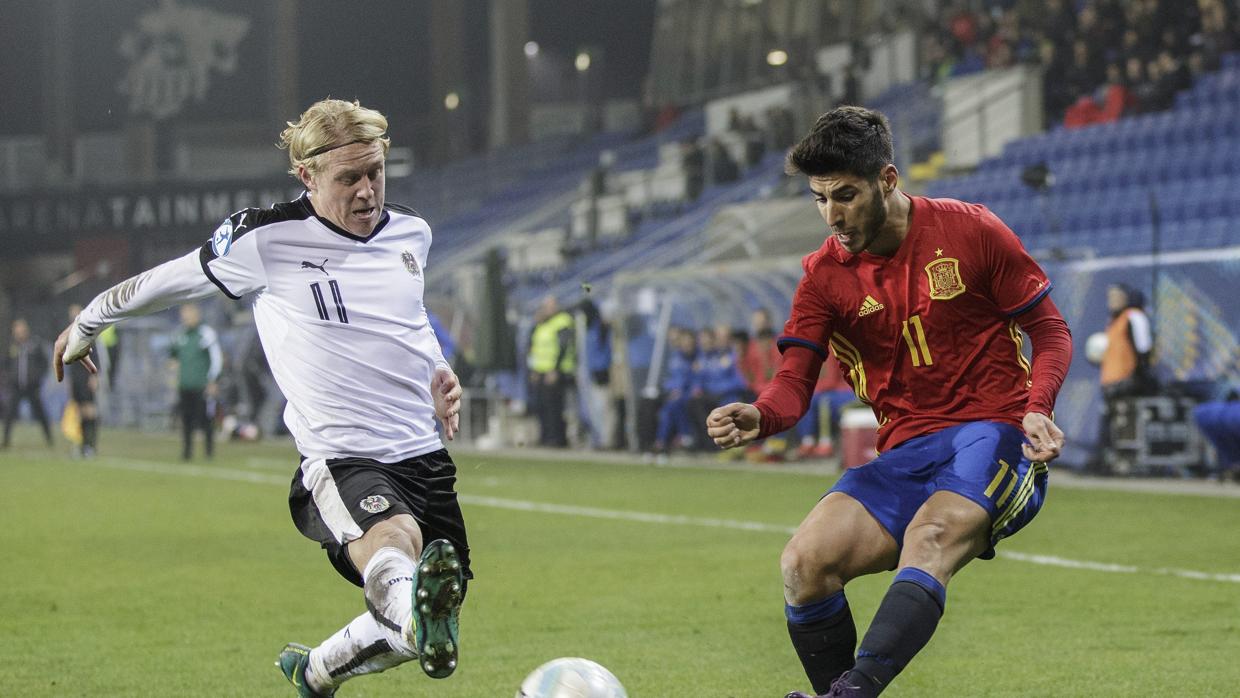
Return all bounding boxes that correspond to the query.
[359,495,391,514]
[925,257,966,300]
[401,250,421,278]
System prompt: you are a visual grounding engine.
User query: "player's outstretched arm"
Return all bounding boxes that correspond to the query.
[432,367,462,441]
[706,402,761,450]
[1021,411,1064,463]
[55,251,219,382]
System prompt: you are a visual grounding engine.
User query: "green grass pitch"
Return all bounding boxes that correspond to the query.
[2,428,1239,696]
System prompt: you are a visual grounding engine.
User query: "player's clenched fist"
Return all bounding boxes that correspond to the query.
[706,402,761,450]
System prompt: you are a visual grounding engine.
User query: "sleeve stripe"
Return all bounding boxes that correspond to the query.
[776,336,829,360]
[1007,283,1052,317]
[198,245,242,300]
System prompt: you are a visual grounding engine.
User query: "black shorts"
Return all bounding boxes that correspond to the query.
[69,369,94,404]
[288,449,473,588]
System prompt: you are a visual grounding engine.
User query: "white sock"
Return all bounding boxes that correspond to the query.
[304,547,420,691]
[306,611,415,690]
[361,547,418,655]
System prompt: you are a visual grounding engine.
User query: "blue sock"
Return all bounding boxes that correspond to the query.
[891,566,946,610]
[786,591,856,693]
[849,568,947,696]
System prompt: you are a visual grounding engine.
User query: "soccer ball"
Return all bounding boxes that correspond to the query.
[1084,331,1109,365]
[516,657,628,698]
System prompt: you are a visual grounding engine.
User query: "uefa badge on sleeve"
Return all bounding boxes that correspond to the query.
[211,220,234,257]
[359,495,391,514]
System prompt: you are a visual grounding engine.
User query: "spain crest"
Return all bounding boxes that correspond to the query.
[925,257,966,300]
[401,250,421,278]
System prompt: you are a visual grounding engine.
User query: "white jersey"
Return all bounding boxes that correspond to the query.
[77,192,450,462]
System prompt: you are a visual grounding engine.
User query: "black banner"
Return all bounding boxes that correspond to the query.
[0,181,304,253]
[72,0,268,129]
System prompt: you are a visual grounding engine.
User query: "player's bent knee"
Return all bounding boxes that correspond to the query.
[780,541,845,603]
[902,510,989,576]
[363,514,423,556]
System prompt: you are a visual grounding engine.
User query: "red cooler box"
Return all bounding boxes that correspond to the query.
[839,407,879,469]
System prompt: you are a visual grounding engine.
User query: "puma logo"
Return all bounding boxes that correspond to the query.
[300,259,329,275]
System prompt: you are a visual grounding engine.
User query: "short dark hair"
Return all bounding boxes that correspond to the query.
[785,106,894,180]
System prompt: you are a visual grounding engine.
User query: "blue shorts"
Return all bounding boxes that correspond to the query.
[828,421,1049,560]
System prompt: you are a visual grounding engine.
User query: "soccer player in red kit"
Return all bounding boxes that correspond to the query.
[706,106,1072,697]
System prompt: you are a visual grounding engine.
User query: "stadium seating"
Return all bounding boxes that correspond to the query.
[399,109,705,261]
[865,80,942,170]
[511,151,787,307]
[928,54,1240,257]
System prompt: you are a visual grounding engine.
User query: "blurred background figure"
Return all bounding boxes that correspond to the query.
[652,327,697,460]
[1093,283,1155,469]
[1100,283,1156,398]
[741,308,786,461]
[794,354,856,460]
[1193,367,1240,479]
[170,304,221,461]
[2,318,53,449]
[65,305,99,457]
[98,324,121,392]
[699,325,750,409]
[527,295,575,447]
[576,298,613,449]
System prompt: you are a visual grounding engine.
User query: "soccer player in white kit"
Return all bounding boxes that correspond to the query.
[53,99,470,697]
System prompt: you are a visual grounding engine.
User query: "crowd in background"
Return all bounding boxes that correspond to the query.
[524,301,864,464]
[916,0,1238,126]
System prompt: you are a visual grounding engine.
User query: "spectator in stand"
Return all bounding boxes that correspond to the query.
[1157,48,1193,95]
[1021,0,1075,49]
[1066,39,1105,109]
[1041,41,1076,122]
[1064,61,1137,127]
[1142,55,1178,111]
[706,138,740,186]
[682,139,705,201]
[794,355,857,460]
[1198,0,1236,67]
[919,0,1211,128]
[652,327,698,458]
[766,105,797,152]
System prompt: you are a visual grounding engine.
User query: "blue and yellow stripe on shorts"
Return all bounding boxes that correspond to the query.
[985,457,1049,540]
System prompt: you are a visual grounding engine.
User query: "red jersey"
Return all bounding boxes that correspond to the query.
[816,349,850,393]
[775,196,1052,452]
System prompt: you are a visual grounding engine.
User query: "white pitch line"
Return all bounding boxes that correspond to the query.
[85,457,1240,584]
[996,552,1240,584]
[458,494,798,535]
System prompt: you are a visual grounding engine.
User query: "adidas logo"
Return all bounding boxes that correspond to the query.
[858,295,885,317]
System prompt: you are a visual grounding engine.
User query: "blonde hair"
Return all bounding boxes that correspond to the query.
[278,99,391,178]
